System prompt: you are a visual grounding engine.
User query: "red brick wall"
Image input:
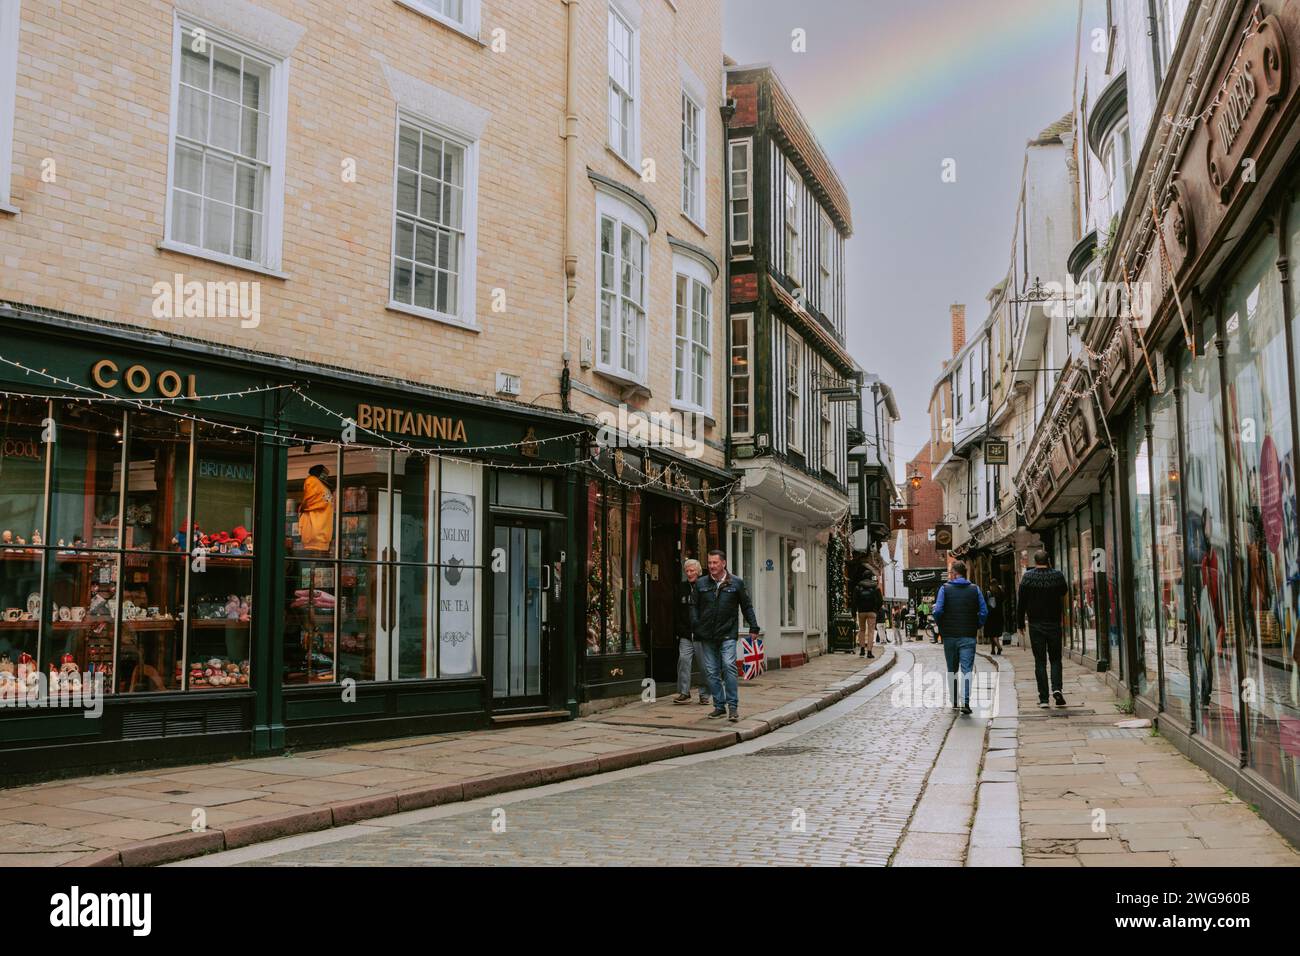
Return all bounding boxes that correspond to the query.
[729,82,758,128]
[904,441,946,571]
[730,273,757,303]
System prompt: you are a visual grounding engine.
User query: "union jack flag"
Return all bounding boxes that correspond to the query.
[737,634,765,681]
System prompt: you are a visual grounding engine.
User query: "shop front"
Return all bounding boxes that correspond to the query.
[1018,0,1300,842]
[579,446,729,704]
[0,307,584,781]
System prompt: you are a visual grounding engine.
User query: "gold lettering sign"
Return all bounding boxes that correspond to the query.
[91,359,197,398]
[356,403,468,443]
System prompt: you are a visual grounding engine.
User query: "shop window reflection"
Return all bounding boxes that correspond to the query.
[1128,403,1158,699]
[0,397,49,541]
[50,405,124,549]
[123,411,190,551]
[284,560,337,685]
[1225,231,1298,800]
[1182,314,1241,757]
[116,553,184,693]
[1151,382,1189,722]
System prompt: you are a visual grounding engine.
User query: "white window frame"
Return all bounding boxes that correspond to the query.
[1102,118,1131,223]
[394,0,482,40]
[818,211,833,312]
[388,112,480,330]
[163,15,290,275]
[594,189,650,386]
[729,138,751,247]
[730,312,754,438]
[606,2,640,169]
[784,159,801,283]
[672,253,712,415]
[0,0,19,213]
[786,331,803,452]
[680,87,703,226]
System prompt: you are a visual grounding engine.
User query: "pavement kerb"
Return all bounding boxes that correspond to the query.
[967,649,1023,866]
[60,648,898,867]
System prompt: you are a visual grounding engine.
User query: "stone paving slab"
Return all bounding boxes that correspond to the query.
[1002,643,1299,867]
[0,647,895,866]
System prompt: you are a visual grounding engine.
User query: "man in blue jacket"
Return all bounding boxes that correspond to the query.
[931,560,987,715]
[691,549,761,723]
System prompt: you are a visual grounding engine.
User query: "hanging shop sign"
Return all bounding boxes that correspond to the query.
[90,359,198,398]
[889,508,914,531]
[355,403,467,443]
[984,440,1008,465]
[933,523,952,551]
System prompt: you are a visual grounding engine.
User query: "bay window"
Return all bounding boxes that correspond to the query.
[595,190,650,384]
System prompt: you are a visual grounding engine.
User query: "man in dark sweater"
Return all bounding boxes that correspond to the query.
[1017,549,1070,707]
[931,561,986,715]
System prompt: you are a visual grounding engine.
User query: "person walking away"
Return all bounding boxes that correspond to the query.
[918,597,933,642]
[853,575,884,658]
[985,581,1005,655]
[932,561,986,715]
[1017,549,1070,708]
[672,559,708,705]
[692,549,761,723]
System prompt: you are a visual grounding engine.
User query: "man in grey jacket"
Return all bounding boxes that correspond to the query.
[691,549,760,723]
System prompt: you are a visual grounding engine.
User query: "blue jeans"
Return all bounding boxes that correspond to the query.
[943,636,977,705]
[698,638,738,711]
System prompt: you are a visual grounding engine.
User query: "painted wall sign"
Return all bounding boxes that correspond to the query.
[356,403,467,443]
[1205,12,1290,204]
[91,360,198,398]
[438,492,476,675]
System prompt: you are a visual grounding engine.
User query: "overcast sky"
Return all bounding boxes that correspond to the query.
[723,0,1082,474]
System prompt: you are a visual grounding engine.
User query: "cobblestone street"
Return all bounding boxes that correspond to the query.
[211,643,974,866]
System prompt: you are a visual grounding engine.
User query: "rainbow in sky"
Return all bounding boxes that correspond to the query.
[792,0,1080,152]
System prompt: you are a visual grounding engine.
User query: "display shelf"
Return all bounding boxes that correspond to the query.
[190,619,251,629]
[0,620,38,629]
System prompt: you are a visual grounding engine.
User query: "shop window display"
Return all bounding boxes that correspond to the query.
[1080,517,1098,658]
[1182,313,1241,757]
[1151,380,1189,722]
[1225,230,1299,801]
[0,402,256,695]
[0,398,47,684]
[282,444,479,684]
[1068,517,1082,652]
[1128,401,1158,700]
[1102,478,1123,675]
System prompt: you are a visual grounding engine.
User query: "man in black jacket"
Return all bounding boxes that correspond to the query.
[691,549,760,723]
[1017,549,1070,708]
[672,558,709,705]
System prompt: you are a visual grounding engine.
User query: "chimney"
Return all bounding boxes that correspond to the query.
[950,304,966,356]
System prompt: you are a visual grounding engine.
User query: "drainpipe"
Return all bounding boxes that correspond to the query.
[561,0,580,410]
